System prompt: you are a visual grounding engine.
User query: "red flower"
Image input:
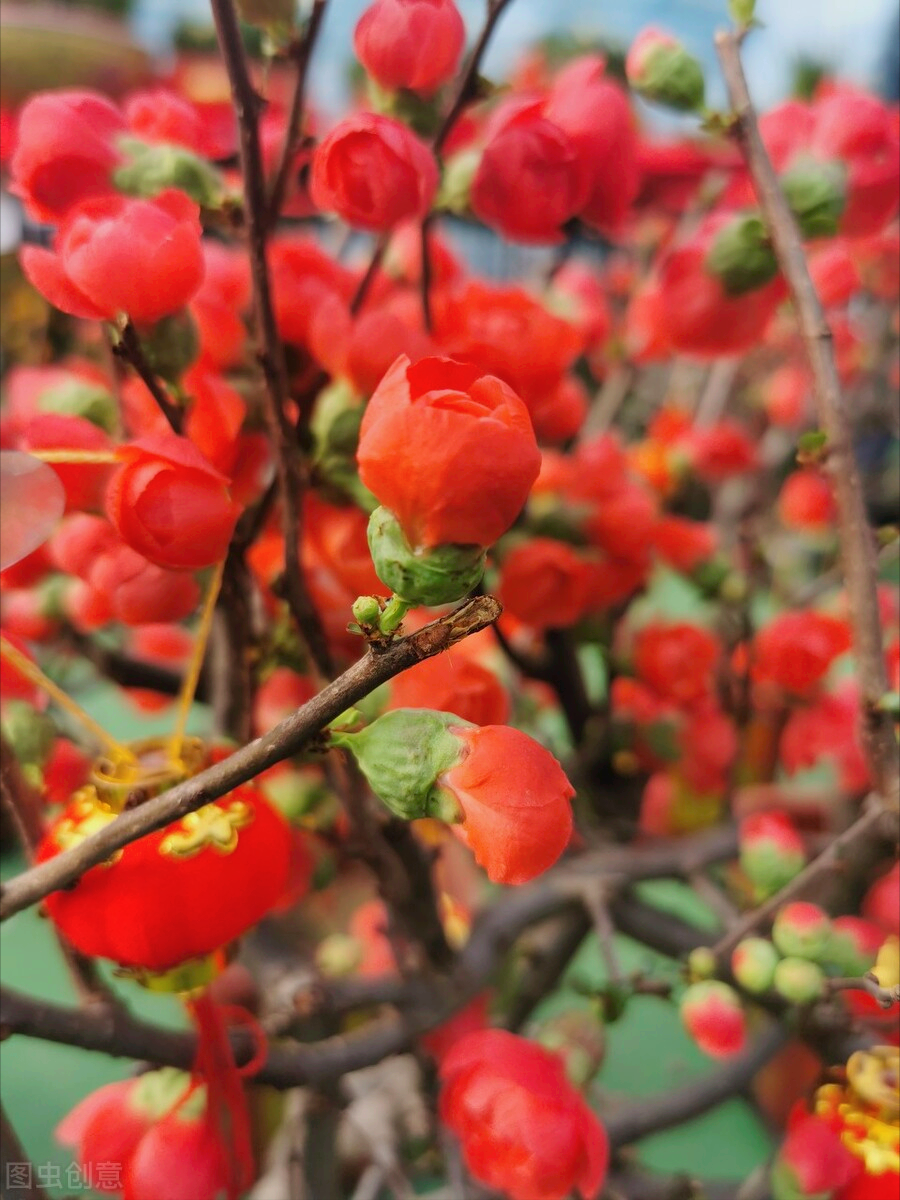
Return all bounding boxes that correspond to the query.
[439,1029,608,1200]
[124,88,207,154]
[545,55,639,235]
[633,622,720,709]
[690,420,758,482]
[354,0,465,96]
[752,611,852,696]
[388,655,510,727]
[190,242,251,370]
[357,355,540,548]
[310,113,438,232]
[775,1113,860,1198]
[21,191,205,326]
[440,724,574,884]
[498,538,593,630]
[10,90,124,223]
[471,97,589,244]
[778,468,837,532]
[651,515,716,573]
[106,435,241,571]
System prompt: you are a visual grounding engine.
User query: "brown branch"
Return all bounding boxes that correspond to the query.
[267,0,329,227]
[433,0,517,157]
[827,972,900,1010]
[605,1022,788,1149]
[715,29,899,804]
[0,824,738,1089]
[0,597,502,921]
[111,320,182,434]
[211,0,333,680]
[710,798,893,967]
[349,234,390,316]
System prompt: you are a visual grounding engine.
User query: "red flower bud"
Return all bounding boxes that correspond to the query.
[311,113,438,233]
[739,810,807,894]
[10,90,124,223]
[106,435,241,571]
[471,98,589,244]
[439,1029,608,1200]
[354,0,465,97]
[680,980,747,1058]
[772,902,832,961]
[357,355,540,549]
[441,724,574,884]
[778,468,837,532]
[124,88,208,155]
[21,190,205,326]
[633,621,720,709]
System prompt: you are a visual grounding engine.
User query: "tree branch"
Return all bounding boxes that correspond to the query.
[715,29,899,803]
[111,319,182,434]
[0,598,502,921]
[433,0,517,157]
[211,0,333,680]
[267,0,329,226]
[827,972,900,1009]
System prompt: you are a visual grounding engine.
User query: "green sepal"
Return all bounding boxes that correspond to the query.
[367,507,485,606]
[115,137,225,209]
[780,157,846,239]
[331,708,469,821]
[706,213,779,296]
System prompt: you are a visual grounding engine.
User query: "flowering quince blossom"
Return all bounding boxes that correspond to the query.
[20,190,205,326]
[356,354,540,548]
[439,1029,608,1200]
[354,0,466,96]
[680,981,747,1058]
[310,112,439,232]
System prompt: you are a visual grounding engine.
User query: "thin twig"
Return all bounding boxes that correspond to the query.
[0,597,502,920]
[111,320,182,433]
[349,234,390,315]
[211,0,333,680]
[827,973,900,1009]
[710,799,891,967]
[267,0,329,226]
[433,0,516,157]
[715,28,899,803]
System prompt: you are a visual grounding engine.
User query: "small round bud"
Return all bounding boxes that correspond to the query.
[780,158,846,240]
[687,946,717,981]
[826,916,885,976]
[351,595,382,627]
[772,956,825,1004]
[739,810,806,896]
[706,213,779,296]
[731,937,779,994]
[626,28,706,112]
[680,980,747,1058]
[367,506,485,607]
[772,902,832,961]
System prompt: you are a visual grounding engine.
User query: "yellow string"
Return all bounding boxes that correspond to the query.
[167,558,225,768]
[0,635,136,764]
[29,450,122,464]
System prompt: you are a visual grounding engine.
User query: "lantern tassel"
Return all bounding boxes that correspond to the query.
[0,635,136,764]
[185,988,256,1200]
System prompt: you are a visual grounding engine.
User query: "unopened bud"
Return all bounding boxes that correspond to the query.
[772,956,825,1004]
[731,937,779,993]
[772,902,832,961]
[780,158,846,240]
[706,213,779,296]
[626,28,706,113]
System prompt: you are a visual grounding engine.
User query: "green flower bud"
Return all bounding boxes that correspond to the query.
[115,138,225,209]
[688,946,717,981]
[706,213,779,296]
[731,937,779,993]
[367,506,485,607]
[772,956,826,1004]
[825,916,884,976]
[137,311,199,383]
[332,709,466,822]
[626,30,706,113]
[351,595,382,627]
[772,902,832,961]
[1,701,56,768]
[37,379,117,434]
[780,158,846,240]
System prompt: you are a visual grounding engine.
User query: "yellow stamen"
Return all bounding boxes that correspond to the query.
[167,558,225,768]
[28,450,122,465]
[0,635,136,764]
